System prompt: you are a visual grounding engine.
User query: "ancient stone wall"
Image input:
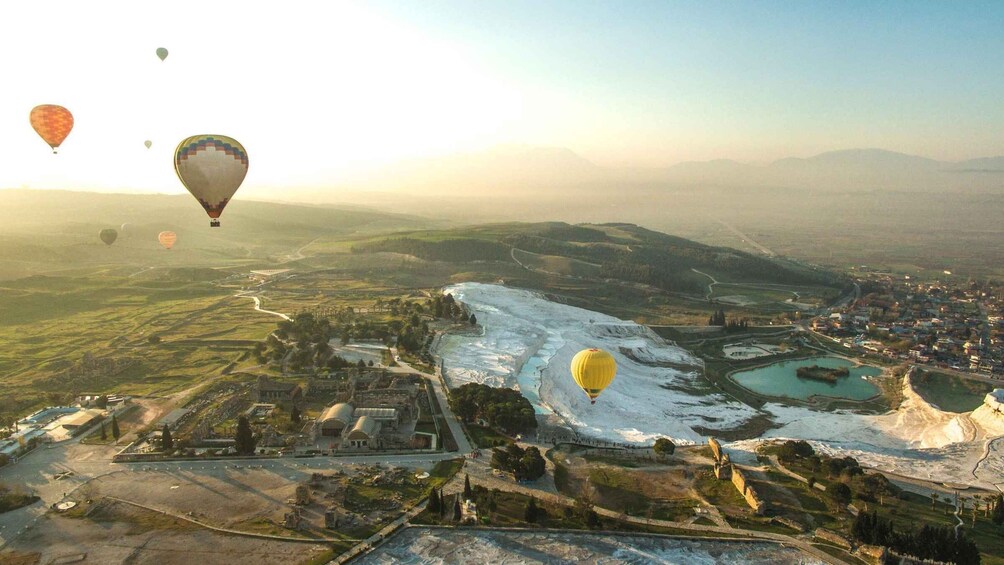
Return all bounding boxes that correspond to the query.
[709,437,723,462]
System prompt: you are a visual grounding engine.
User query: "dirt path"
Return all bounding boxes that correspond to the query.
[691,269,717,300]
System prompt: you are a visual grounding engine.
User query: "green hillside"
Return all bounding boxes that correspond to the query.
[351,222,844,296]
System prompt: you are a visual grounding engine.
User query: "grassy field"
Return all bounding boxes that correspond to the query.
[467,424,513,449]
[910,369,995,413]
[0,273,266,417]
[511,248,602,277]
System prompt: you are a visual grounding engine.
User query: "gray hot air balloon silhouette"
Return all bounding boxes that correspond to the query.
[156,47,168,61]
[99,229,118,246]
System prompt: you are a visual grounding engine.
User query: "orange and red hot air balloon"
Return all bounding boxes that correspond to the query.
[30,105,74,153]
[158,231,177,250]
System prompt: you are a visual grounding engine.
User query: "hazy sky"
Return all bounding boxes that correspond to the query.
[2,1,1003,194]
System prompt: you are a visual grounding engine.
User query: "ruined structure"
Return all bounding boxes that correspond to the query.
[255,375,302,403]
[313,371,424,451]
[707,437,766,515]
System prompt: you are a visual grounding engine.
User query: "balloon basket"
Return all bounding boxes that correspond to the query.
[210,219,220,228]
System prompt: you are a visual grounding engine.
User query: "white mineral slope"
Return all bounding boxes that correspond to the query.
[437,283,1004,488]
[735,379,1004,488]
[436,283,760,444]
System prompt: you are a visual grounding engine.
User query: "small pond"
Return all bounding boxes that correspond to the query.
[731,356,882,401]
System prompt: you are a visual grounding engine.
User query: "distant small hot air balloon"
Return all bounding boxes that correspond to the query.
[144,140,152,149]
[30,105,74,153]
[156,47,168,61]
[120,223,130,232]
[158,231,177,250]
[570,348,617,405]
[99,229,118,246]
[174,135,249,227]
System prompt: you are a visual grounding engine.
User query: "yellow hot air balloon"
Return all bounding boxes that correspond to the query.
[30,105,74,153]
[570,348,617,405]
[158,231,177,250]
[144,140,152,149]
[174,135,248,227]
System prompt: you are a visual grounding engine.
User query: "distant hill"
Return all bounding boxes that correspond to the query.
[351,222,844,296]
[0,189,437,279]
[328,146,1004,198]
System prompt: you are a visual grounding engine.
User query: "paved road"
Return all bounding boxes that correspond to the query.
[388,348,474,455]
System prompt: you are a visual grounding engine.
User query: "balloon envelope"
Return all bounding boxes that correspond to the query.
[570,348,617,404]
[144,140,152,149]
[99,229,118,246]
[156,47,168,61]
[158,231,177,250]
[30,105,74,153]
[174,135,249,227]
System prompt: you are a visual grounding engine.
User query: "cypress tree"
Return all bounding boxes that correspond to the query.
[464,474,472,500]
[161,424,173,451]
[234,415,256,455]
[428,488,441,515]
[99,421,106,440]
[524,496,538,523]
[452,495,462,521]
[111,414,120,439]
[993,494,1004,525]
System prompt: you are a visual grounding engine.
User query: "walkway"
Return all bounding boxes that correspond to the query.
[445,465,844,564]
[105,496,332,544]
[388,348,473,454]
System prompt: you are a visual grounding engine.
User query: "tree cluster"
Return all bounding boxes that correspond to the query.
[427,293,471,323]
[779,441,898,504]
[993,493,1004,526]
[257,305,433,373]
[449,383,537,434]
[852,511,981,565]
[777,439,814,462]
[490,443,546,481]
[708,309,728,326]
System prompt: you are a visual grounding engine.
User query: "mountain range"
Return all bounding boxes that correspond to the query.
[335,146,1004,197]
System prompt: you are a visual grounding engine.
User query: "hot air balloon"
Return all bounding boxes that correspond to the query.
[156,47,168,61]
[144,140,152,149]
[99,229,118,246]
[174,135,248,227]
[158,231,177,250]
[30,105,74,153]
[570,348,617,405]
[120,223,130,232]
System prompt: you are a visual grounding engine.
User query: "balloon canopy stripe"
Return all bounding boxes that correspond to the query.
[175,137,249,166]
[198,197,229,218]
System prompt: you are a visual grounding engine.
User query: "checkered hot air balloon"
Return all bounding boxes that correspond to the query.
[30,105,73,153]
[174,135,249,227]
